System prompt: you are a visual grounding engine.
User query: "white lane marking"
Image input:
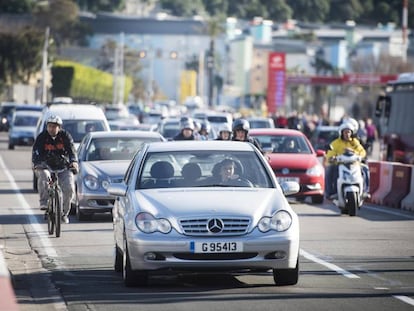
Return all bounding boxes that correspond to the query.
[393,295,414,306]
[302,249,414,307]
[300,249,360,279]
[0,157,57,258]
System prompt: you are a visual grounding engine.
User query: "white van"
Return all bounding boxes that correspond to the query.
[35,103,110,149]
[33,104,110,191]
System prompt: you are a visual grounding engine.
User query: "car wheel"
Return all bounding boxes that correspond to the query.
[311,195,324,204]
[8,143,14,150]
[123,243,148,287]
[272,257,299,286]
[114,245,123,272]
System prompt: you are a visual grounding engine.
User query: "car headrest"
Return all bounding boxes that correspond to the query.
[150,161,174,179]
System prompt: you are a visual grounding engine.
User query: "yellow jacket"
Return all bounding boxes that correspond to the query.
[325,137,366,165]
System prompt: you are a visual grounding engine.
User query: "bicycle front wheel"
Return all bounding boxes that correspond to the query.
[54,189,62,238]
[47,199,54,235]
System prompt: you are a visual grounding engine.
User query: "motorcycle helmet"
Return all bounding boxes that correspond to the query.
[218,123,232,134]
[232,118,250,133]
[338,122,354,136]
[46,115,63,126]
[181,120,194,131]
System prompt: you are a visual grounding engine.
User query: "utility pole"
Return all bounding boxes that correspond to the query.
[41,27,49,105]
[402,0,408,61]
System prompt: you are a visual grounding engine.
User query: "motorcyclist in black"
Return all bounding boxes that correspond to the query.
[231,118,263,153]
[32,115,78,224]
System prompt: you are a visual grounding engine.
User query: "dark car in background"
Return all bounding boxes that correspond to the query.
[0,102,19,131]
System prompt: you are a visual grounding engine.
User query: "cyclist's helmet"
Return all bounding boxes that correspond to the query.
[338,122,354,137]
[232,118,250,133]
[46,115,63,126]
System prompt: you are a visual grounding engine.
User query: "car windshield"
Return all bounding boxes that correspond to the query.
[86,137,156,161]
[136,150,273,189]
[14,115,39,126]
[254,135,312,154]
[62,120,107,142]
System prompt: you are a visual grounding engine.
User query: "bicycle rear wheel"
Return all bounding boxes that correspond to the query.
[55,189,62,237]
[47,198,54,235]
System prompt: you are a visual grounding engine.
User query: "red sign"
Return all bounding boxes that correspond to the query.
[267,52,286,113]
[286,74,397,86]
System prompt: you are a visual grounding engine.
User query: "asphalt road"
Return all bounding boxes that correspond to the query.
[0,133,413,311]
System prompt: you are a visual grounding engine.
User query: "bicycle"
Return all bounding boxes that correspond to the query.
[43,163,66,238]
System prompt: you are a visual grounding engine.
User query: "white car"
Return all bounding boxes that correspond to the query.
[108,140,300,287]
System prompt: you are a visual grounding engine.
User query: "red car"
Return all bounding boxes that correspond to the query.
[250,128,326,204]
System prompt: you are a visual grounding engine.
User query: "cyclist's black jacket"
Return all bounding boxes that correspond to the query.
[32,129,78,170]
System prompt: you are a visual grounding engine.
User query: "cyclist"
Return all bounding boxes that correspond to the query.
[32,115,78,224]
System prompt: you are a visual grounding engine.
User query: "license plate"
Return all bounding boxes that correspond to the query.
[190,241,243,253]
[277,177,299,183]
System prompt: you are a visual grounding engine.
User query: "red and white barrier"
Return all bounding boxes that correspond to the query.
[370,162,394,205]
[401,168,414,212]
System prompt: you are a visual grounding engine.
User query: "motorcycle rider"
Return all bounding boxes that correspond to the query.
[32,115,78,224]
[215,123,232,140]
[231,118,263,153]
[325,122,370,200]
[173,120,196,141]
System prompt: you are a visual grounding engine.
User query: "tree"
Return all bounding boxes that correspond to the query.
[0,0,33,13]
[76,0,125,12]
[328,0,364,22]
[0,27,43,86]
[160,0,206,17]
[32,0,80,48]
[290,0,330,23]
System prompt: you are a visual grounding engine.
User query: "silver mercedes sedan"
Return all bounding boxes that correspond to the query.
[108,140,300,287]
[75,130,165,221]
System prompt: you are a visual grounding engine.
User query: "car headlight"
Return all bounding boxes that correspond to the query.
[258,210,292,232]
[306,164,324,176]
[84,175,99,190]
[135,212,172,234]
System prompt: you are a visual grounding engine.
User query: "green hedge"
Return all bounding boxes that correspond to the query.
[51,60,132,103]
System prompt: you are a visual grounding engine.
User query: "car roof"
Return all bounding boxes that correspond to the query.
[249,128,305,136]
[146,140,255,152]
[45,104,106,120]
[87,130,164,139]
[15,104,43,112]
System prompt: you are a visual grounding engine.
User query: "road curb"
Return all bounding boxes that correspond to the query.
[0,249,19,311]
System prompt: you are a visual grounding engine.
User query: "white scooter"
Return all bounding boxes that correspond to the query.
[332,150,365,216]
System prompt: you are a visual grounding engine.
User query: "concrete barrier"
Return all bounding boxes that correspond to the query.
[0,250,19,311]
[370,162,394,205]
[401,167,414,212]
[367,160,381,203]
[383,164,412,209]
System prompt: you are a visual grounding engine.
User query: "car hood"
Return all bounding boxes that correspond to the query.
[267,153,317,169]
[134,188,290,220]
[81,160,130,177]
